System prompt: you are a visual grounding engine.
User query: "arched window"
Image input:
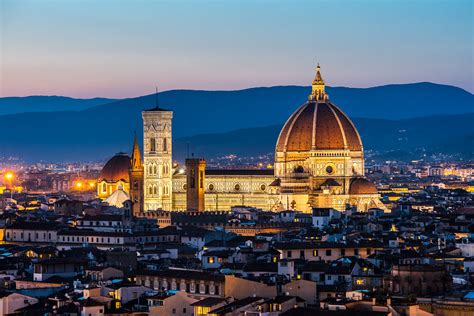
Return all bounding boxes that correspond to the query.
[150,138,156,152]
[153,165,157,175]
[163,138,168,152]
[102,183,107,193]
[148,186,153,195]
[149,165,153,175]
[153,185,158,195]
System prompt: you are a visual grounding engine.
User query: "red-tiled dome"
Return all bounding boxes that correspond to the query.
[349,178,378,195]
[276,101,362,152]
[99,153,131,182]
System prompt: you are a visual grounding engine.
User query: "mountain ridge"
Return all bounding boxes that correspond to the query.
[0,82,472,162]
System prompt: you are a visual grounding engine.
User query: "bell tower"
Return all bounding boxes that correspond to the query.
[186,158,206,212]
[129,134,144,216]
[142,100,173,211]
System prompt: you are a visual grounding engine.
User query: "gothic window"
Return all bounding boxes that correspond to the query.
[149,165,153,175]
[150,138,156,152]
[153,165,157,175]
[153,185,158,195]
[148,186,153,195]
[163,138,168,152]
[102,183,107,193]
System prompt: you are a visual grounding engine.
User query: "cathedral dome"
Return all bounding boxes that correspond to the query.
[349,178,378,194]
[99,153,131,182]
[276,65,362,153]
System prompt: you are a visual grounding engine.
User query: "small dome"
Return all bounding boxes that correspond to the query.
[105,185,130,208]
[349,178,378,195]
[99,153,131,182]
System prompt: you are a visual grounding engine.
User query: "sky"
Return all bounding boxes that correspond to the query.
[0,0,473,98]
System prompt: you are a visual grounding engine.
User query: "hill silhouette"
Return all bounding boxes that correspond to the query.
[0,82,472,161]
[0,96,116,115]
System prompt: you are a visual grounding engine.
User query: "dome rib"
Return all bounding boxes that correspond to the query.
[276,102,309,152]
[327,103,348,150]
[275,101,363,153]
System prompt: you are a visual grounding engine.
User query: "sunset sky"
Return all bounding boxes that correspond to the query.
[1,0,472,98]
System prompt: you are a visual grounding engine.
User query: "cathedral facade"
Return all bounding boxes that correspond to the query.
[98,66,385,214]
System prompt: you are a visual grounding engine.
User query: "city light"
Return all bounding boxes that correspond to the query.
[4,171,14,181]
[75,181,83,189]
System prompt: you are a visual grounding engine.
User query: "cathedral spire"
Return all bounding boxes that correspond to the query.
[131,133,142,170]
[309,63,328,101]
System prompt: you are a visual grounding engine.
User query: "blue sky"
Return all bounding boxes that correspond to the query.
[1,0,472,97]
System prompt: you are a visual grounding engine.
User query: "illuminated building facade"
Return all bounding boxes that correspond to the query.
[142,106,173,211]
[100,66,384,213]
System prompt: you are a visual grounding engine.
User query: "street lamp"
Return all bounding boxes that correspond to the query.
[4,171,14,198]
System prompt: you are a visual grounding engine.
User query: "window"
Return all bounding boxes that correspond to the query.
[190,170,195,188]
[313,250,318,257]
[287,251,292,258]
[102,183,107,193]
[208,257,215,264]
[354,248,359,256]
[150,138,156,152]
[208,184,215,191]
[300,250,305,258]
[326,249,332,256]
[341,249,345,256]
[326,165,334,174]
[234,183,241,191]
[260,184,266,191]
[163,138,168,152]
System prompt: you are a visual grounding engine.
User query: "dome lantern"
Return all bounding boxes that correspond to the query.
[309,63,328,101]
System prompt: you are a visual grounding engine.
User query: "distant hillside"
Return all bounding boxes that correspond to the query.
[0,96,116,115]
[174,114,474,160]
[0,82,472,161]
